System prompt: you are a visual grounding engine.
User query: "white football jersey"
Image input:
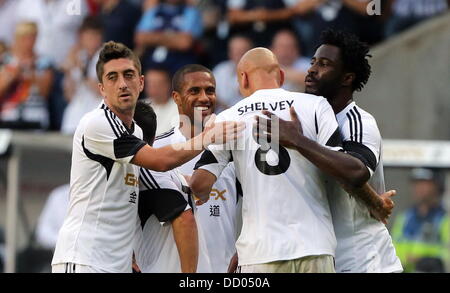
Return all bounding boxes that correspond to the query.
[52,101,146,273]
[196,88,342,266]
[133,167,212,273]
[327,101,402,273]
[154,127,241,273]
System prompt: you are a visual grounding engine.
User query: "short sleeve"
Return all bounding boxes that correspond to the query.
[194,111,233,178]
[315,98,343,151]
[194,150,231,180]
[139,168,190,224]
[341,111,381,174]
[83,116,146,164]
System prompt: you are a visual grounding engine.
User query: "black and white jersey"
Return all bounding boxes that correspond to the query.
[327,101,402,273]
[133,167,213,272]
[52,101,146,273]
[196,88,342,266]
[154,127,241,273]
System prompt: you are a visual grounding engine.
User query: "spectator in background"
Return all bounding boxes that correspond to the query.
[16,0,88,131]
[385,0,449,38]
[134,0,203,75]
[213,34,253,112]
[226,0,295,48]
[16,0,88,70]
[0,41,7,62]
[36,184,70,251]
[287,0,382,58]
[271,29,310,92]
[392,168,449,273]
[60,16,104,135]
[142,67,179,135]
[97,0,142,50]
[197,0,229,67]
[0,21,53,129]
[0,0,20,47]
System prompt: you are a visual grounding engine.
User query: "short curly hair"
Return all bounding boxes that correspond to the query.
[320,29,372,92]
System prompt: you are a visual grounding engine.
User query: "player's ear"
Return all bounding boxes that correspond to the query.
[342,72,355,88]
[98,82,105,97]
[279,68,285,87]
[172,90,181,106]
[139,75,144,92]
[242,71,249,89]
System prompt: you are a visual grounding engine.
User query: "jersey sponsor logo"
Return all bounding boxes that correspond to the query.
[125,173,139,187]
[193,189,228,201]
[237,100,294,116]
[210,188,227,201]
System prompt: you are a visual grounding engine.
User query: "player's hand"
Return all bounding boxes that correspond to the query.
[132,253,141,273]
[369,189,396,225]
[254,107,304,149]
[195,198,209,206]
[202,114,245,147]
[227,253,239,273]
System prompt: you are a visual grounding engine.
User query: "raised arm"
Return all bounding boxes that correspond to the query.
[256,107,369,187]
[132,118,244,172]
[256,107,395,222]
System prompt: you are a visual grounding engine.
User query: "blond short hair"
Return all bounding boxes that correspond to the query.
[15,21,38,37]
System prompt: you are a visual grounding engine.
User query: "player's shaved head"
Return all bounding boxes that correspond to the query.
[237,47,279,75]
[237,47,284,97]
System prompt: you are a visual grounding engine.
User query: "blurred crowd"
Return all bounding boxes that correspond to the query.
[0,0,448,135]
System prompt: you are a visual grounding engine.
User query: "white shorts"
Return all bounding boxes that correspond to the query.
[52,263,110,273]
[238,255,336,273]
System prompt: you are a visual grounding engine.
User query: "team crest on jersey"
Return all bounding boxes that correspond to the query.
[124,173,139,187]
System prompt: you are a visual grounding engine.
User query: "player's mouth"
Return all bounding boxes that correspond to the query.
[194,105,212,114]
[119,92,132,99]
[305,76,317,87]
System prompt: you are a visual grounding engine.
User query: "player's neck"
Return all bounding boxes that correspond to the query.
[179,122,202,140]
[116,112,133,129]
[327,92,354,114]
[105,100,134,128]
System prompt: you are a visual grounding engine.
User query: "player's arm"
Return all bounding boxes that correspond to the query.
[342,0,371,15]
[256,107,393,222]
[190,169,217,202]
[135,31,194,51]
[132,117,244,172]
[172,209,198,273]
[190,149,231,202]
[227,7,294,25]
[227,252,239,273]
[342,182,396,224]
[140,169,199,272]
[256,106,369,187]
